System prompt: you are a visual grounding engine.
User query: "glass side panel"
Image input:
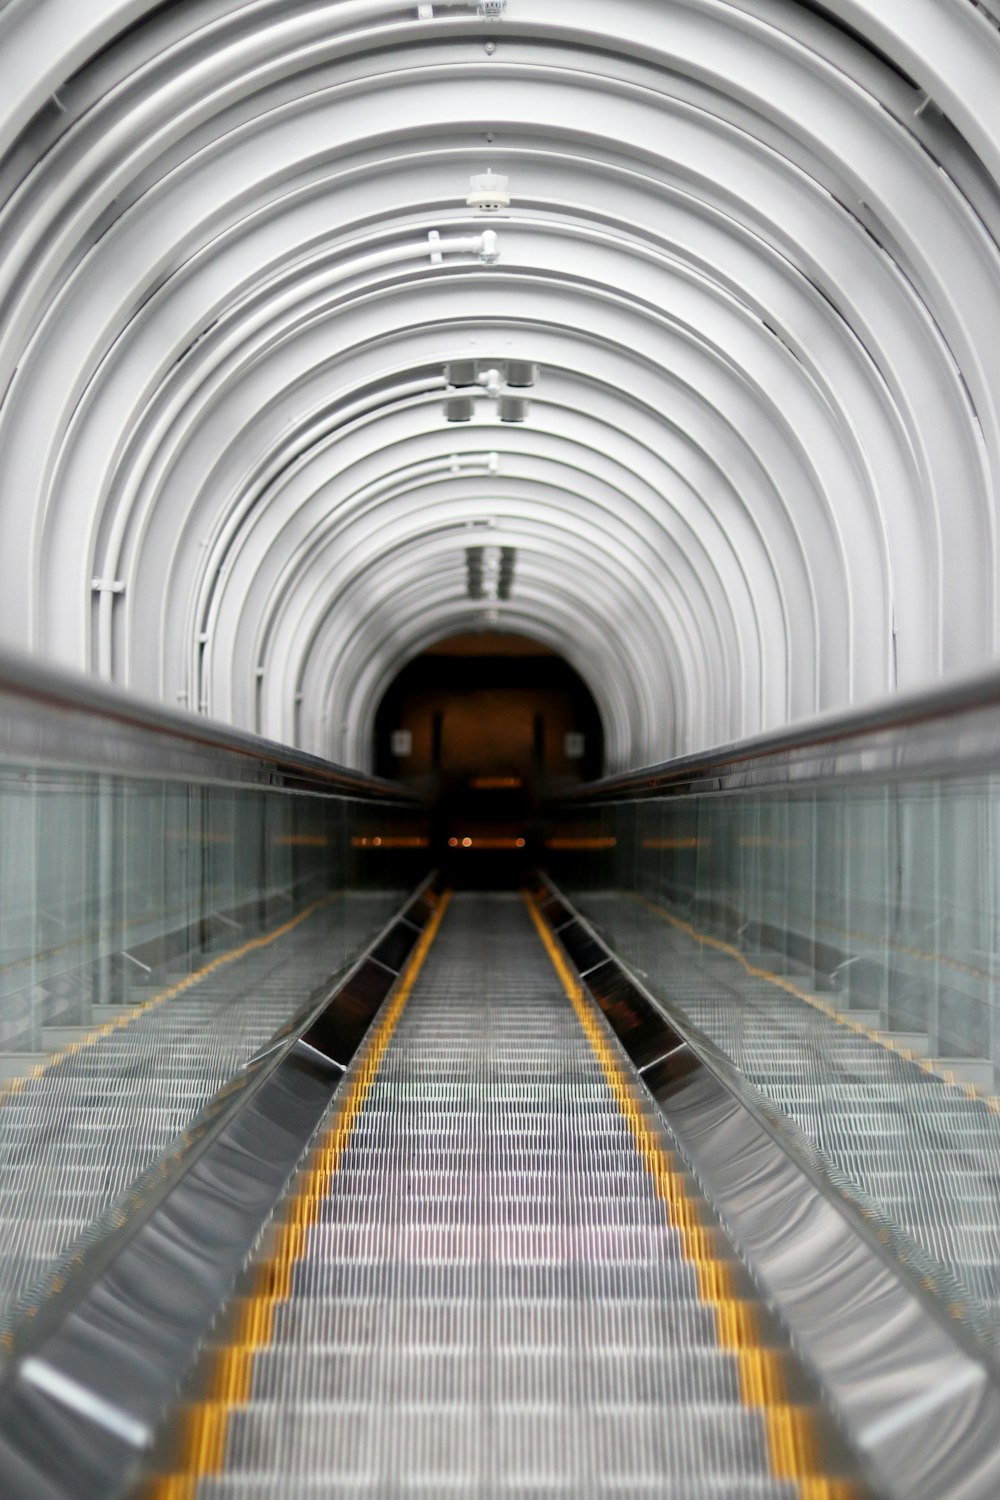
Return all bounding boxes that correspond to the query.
[0,764,427,1329]
[551,775,1000,1346]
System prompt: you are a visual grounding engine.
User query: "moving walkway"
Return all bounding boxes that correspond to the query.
[3,657,1000,1498]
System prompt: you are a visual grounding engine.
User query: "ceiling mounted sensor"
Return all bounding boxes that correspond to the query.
[421,0,506,14]
[506,362,537,388]
[467,171,510,212]
[446,361,478,387]
[445,396,475,422]
[498,395,528,423]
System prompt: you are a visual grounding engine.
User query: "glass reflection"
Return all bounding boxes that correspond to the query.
[554,776,1000,1341]
[0,765,422,1328]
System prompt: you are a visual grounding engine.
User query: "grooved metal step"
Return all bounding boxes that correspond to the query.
[0,895,400,1325]
[179,894,850,1499]
[580,893,1000,1325]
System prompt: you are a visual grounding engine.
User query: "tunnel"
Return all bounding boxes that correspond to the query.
[372,630,604,884]
[2,2,1000,1497]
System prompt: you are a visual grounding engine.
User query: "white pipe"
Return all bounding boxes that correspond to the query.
[97,230,498,681]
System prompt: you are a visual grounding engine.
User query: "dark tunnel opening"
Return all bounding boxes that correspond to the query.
[373,631,604,886]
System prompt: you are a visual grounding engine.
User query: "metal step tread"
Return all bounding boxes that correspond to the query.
[184,894,849,1498]
[579,894,1000,1329]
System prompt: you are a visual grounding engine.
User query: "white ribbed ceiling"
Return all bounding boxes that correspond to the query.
[1,0,1000,770]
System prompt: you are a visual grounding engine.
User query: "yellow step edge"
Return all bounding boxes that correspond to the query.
[177,1401,228,1473]
[765,1404,822,1478]
[208,1345,255,1405]
[715,1296,762,1350]
[694,1259,742,1302]
[738,1347,788,1405]
[149,888,452,1489]
[232,1294,276,1347]
[525,890,851,1500]
[142,1478,196,1500]
[799,1478,866,1500]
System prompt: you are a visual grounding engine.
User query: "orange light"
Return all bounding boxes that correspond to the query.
[351,836,430,849]
[545,837,617,850]
[448,837,459,847]
[470,776,523,790]
[453,837,527,850]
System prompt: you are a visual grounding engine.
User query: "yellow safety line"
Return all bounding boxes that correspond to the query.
[640,895,1000,1114]
[0,893,197,980]
[767,896,999,987]
[525,892,861,1500]
[635,843,998,985]
[143,888,452,1500]
[0,893,341,1105]
[0,894,354,1360]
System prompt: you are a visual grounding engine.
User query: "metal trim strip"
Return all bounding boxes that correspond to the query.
[557,662,1000,801]
[535,874,1000,1500]
[0,648,419,799]
[0,873,443,1500]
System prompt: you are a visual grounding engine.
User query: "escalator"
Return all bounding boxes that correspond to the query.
[145,893,862,1499]
[5,660,1000,1500]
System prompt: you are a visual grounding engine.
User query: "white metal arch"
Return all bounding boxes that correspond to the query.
[0,0,998,767]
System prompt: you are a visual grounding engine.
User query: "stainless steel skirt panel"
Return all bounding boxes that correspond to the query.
[194,893,799,1498]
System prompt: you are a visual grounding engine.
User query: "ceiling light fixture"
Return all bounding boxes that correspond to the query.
[467,171,510,211]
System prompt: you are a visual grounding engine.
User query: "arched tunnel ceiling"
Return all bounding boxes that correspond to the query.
[1,1,999,770]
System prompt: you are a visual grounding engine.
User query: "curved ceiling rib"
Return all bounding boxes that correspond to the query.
[0,0,998,770]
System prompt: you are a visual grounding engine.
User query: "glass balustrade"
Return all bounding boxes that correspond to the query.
[0,664,427,1333]
[549,690,1000,1350]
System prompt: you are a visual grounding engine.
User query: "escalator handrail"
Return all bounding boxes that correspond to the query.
[0,645,419,799]
[558,660,1000,800]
